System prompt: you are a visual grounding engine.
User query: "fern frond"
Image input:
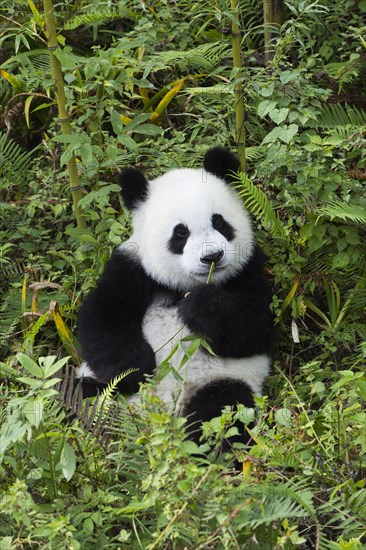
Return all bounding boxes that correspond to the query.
[5,49,50,73]
[143,42,229,75]
[91,369,138,425]
[0,132,34,179]
[307,104,366,129]
[100,369,137,403]
[0,315,19,348]
[318,200,366,224]
[185,83,233,96]
[244,146,265,162]
[234,172,287,238]
[250,496,308,528]
[64,10,130,30]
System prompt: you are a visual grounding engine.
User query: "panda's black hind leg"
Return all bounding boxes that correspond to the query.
[182,379,255,468]
[75,377,108,398]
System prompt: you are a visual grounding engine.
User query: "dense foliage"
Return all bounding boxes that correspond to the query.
[0,1,365,548]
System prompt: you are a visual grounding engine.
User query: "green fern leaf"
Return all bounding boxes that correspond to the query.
[307,104,366,129]
[92,369,138,424]
[143,42,229,76]
[64,10,131,30]
[100,370,137,403]
[0,132,35,179]
[234,172,286,238]
[318,201,366,224]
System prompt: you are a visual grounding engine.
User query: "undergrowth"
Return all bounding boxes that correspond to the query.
[0,0,365,548]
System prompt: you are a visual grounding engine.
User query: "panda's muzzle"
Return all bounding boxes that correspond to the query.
[200,250,224,265]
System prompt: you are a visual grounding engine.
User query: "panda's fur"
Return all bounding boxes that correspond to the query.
[76,147,274,444]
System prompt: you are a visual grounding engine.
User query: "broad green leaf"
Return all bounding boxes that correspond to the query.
[79,143,93,165]
[17,376,42,388]
[17,353,43,377]
[24,399,43,427]
[357,380,366,400]
[123,113,151,131]
[275,408,292,428]
[117,134,138,150]
[280,70,300,85]
[257,100,277,118]
[132,124,163,136]
[65,227,97,243]
[236,406,255,424]
[181,440,201,454]
[277,124,298,144]
[269,108,289,125]
[111,109,122,134]
[60,442,76,481]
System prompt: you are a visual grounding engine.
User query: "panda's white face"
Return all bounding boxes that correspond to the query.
[120,168,254,291]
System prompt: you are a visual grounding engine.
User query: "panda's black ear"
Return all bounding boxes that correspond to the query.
[203,147,240,184]
[118,167,149,209]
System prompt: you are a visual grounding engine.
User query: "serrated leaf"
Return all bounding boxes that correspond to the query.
[275,408,292,428]
[181,440,201,454]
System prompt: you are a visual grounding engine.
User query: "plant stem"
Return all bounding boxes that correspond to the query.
[42,0,86,229]
[263,0,283,61]
[206,261,216,284]
[230,0,246,173]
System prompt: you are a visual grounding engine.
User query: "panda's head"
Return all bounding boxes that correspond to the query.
[118,147,254,291]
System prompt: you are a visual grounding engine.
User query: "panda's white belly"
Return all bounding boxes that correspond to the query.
[129,303,270,414]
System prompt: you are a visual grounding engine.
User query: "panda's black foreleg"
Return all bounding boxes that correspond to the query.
[77,250,158,394]
[182,379,255,457]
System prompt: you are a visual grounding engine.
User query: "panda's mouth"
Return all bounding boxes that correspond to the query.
[193,266,225,276]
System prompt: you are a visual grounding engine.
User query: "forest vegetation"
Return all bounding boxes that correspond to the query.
[0,0,365,548]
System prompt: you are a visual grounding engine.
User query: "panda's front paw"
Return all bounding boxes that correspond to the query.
[178,285,222,335]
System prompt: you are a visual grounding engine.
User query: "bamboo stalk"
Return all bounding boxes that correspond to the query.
[230,0,246,173]
[263,0,283,61]
[43,0,86,229]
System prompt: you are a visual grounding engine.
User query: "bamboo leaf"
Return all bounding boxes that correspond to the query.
[0,69,21,88]
[50,301,80,362]
[151,77,187,121]
[282,273,300,312]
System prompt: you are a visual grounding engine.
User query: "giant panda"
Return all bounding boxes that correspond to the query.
[76,147,274,447]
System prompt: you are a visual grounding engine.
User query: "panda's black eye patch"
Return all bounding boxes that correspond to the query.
[168,224,190,255]
[212,213,235,241]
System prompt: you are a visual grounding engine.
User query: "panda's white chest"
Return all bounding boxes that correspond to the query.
[130,302,270,414]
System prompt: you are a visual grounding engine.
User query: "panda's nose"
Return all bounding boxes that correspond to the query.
[200,250,224,265]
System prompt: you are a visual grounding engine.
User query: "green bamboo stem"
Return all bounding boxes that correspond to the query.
[263,0,283,61]
[43,0,86,229]
[230,0,246,173]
